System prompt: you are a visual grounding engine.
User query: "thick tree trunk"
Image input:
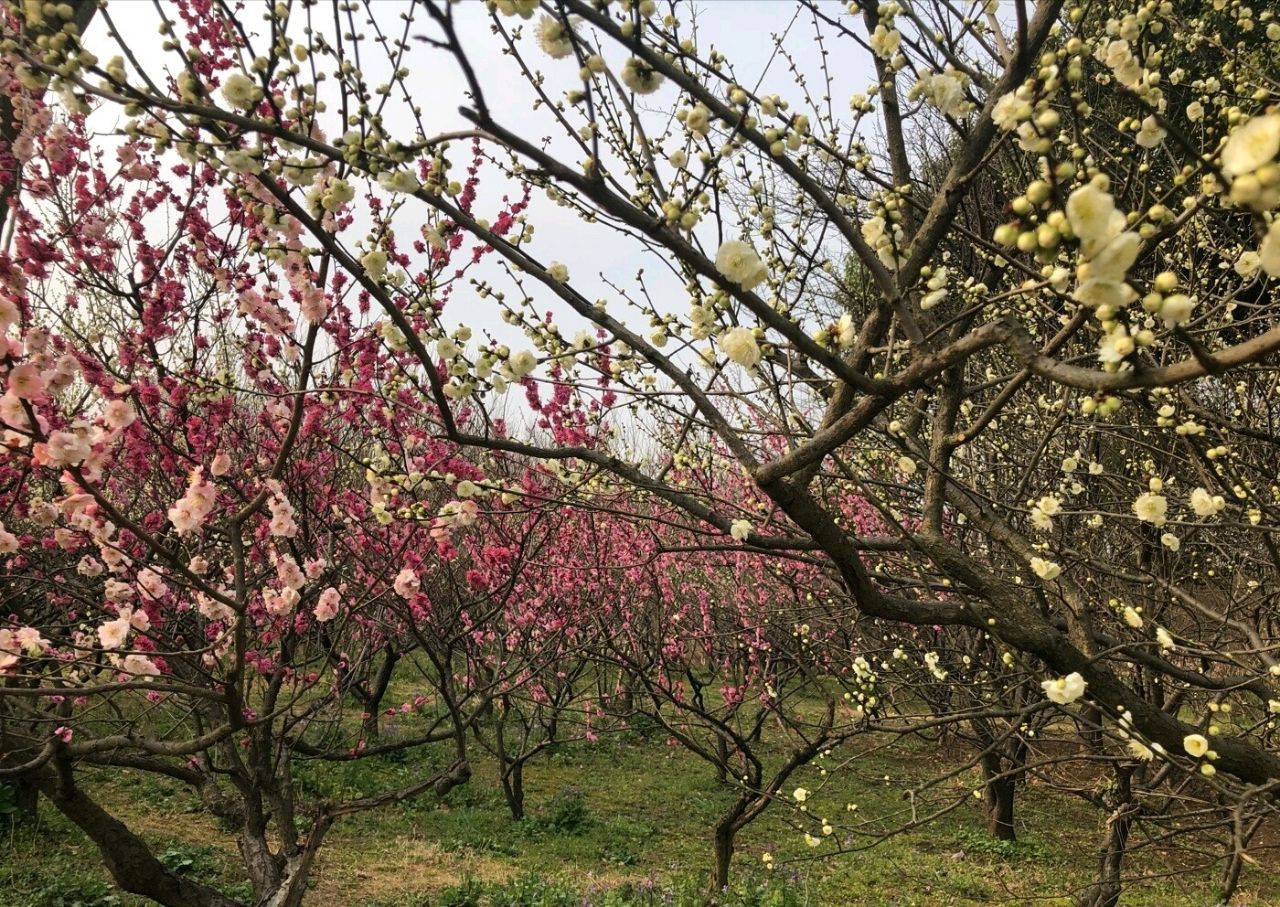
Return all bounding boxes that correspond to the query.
[984,774,1017,841]
[712,824,734,892]
[980,752,1017,841]
[36,768,244,907]
[710,795,750,891]
[1077,766,1135,907]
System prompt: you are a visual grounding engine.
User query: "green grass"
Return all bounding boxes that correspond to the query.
[2,731,1276,906]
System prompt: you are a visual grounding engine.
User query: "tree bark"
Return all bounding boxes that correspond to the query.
[712,823,735,892]
[982,767,1017,842]
[501,758,525,821]
[1077,765,1136,907]
[35,767,245,907]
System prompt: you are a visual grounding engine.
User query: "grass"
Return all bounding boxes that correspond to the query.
[2,729,1277,906]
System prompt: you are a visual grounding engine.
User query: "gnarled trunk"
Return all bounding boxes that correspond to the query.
[1077,765,1136,907]
[36,766,245,907]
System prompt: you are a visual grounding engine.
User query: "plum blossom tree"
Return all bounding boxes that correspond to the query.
[3,0,1280,903]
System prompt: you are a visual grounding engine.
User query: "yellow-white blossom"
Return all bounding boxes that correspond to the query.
[715,240,768,290]
[535,14,575,59]
[1221,114,1280,177]
[1189,487,1226,518]
[1183,734,1209,758]
[1132,492,1167,526]
[620,57,664,95]
[1029,556,1061,581]
[720,327,761,369]
[221,72,262,111]
[1041,672,1087,705]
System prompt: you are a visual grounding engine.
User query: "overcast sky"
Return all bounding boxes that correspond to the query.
[80,1,878,385]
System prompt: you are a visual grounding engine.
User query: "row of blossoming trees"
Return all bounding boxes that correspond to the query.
[2,0,1280,904]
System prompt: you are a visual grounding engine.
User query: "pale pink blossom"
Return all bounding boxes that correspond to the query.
[264,587,300,616]
[210,451,232,476]
[103,399,136,429]
[98,617,131,649]
[394,567,420,599]
[121,654,160,678]
[43,429,92,467]
[7,361,45,400]
[313,587,340,622]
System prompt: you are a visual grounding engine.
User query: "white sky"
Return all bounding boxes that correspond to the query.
[81,1,879,352]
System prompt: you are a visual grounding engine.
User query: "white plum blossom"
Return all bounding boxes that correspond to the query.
[1041,672,1087,705]
[535,14,575,59]
[729,520,752,541]
[1260,220,1280,278]
[1135,115,1167,149]
[910,70,973,119]
[720,327,761,369]
[1221,114,1280,177]
[715,240,768,290]
[620,57,664,95]
[1183,734,1209,758]
[1029,557,1061,581]
[221,71,262,110]
[377,170,420,194]
[509,349,538,379]
[868,24,901,59]
[1159,293,1196,328]
[1190,487,1226,518]
[361,249,388,280]
[1066,182,1128,259]
[1133,492,1168,527]
[992,92,1032,131]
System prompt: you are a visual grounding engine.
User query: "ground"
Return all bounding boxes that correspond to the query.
[4,724,1277,906]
